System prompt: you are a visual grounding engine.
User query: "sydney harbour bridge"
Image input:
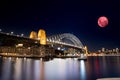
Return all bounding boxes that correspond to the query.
[0,29,88,58]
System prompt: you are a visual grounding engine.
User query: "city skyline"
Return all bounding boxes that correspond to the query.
[0,0,120,51]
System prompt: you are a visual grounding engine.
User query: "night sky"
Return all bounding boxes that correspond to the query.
[0,0,120,51]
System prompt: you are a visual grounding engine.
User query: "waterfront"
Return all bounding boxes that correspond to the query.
[0,56,120,80]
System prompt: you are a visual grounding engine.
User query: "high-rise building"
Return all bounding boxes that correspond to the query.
[115,48,119,53]
[113,49,116,52]
[102,47,105,52]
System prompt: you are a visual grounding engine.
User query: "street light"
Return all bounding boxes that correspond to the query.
[6,33,10,35]
[17,35,20,37]
[21,34,24,37]
[10,32,14,35]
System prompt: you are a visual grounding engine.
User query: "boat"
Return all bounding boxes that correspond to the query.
[78,54,87,60]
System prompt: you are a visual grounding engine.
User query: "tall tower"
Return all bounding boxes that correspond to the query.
[84,46,88,55]
[29,31,38,39]
[38,29,47,45]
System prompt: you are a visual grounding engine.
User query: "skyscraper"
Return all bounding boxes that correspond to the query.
[102,47,105,52]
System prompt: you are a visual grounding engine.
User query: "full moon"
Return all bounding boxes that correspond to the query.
[98,16,108,27]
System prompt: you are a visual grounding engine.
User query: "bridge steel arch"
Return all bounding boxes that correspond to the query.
[47,33,84,48]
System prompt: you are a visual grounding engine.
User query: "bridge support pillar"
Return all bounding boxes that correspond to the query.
[84,46,88,55]
[38,29,47,45]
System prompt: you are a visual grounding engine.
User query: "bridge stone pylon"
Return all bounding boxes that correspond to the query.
[38,29,46,45]
[29,29,47,45]
[29,31,38,39]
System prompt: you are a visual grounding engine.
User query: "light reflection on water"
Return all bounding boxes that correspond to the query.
[80,60,86,80]
[0,57,120,80]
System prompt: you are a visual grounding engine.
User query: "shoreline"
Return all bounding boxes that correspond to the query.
[86,53,120,56]
[0,53,80,58]
[1,53,120,59]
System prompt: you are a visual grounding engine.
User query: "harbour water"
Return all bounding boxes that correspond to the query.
[0,56,120,80]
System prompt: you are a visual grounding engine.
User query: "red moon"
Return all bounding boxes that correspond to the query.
[98,16,108,27]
